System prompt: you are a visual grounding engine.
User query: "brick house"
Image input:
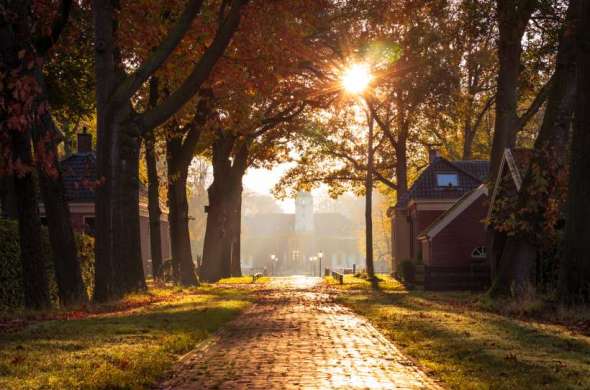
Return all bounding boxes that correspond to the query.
[41,131,171,276]
[390,151,489,272]
[417,184,488,267]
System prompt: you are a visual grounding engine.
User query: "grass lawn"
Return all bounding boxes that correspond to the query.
[217,275,270,284]
[325,273,405,291]
[326,275,590,389]
[0,283,256,390]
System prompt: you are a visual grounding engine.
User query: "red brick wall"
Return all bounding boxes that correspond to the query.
[429,195,487,267]
[410,208,446,259]
[70,213,85,231]
[392,208,411,267]
[416,210,445,235]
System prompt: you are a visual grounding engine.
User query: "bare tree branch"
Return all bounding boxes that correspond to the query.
[472,94,496,132]
[139,0,248,132]
[373,170,398,190]
[516,73,555,132]
[112,0,205,106]
[251,103,307,138]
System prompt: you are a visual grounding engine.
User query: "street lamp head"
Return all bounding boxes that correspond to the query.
[318,251,323,259]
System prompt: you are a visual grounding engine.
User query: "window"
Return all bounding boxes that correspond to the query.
[436,173,458,187]
[471,246,486,259]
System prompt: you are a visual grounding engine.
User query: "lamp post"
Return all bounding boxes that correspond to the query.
[364,109,375,279]
[318,251,324,277]
[270,254,277,275]
[309,256,317,276]
[341,63,376,280]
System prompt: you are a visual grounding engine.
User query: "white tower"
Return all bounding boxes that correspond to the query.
[294,191,314,233]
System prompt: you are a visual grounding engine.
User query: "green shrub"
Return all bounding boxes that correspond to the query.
[0,219,95,308]
[0,219,57,308]
[400,259,416,284]
[0,219,25,308]
[77,233,95,300]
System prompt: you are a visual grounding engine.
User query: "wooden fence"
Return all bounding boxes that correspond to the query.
[419,263,490,291]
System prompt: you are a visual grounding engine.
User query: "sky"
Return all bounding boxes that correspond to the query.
[243,164,296,213]
[243,163,332,214]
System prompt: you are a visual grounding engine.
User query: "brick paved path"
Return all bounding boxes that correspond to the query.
[159,276,443,389]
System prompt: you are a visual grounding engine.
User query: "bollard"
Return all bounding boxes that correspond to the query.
[352,264,356,274]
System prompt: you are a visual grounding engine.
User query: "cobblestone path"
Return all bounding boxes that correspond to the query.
[159,276,443,389]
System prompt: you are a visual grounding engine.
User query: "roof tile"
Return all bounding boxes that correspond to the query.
[396,157,489,208]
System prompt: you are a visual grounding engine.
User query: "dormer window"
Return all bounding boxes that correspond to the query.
[436,173,458,187]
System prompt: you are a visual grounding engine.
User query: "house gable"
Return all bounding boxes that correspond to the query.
[420,189,489,267]
[61,153,97,203]
[419,184,488,240]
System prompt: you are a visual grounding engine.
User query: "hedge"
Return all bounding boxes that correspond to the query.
[77,233,95,300]
[0,218,95,309]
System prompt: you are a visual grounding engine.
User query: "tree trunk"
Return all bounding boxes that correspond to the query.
[462,95,476,160]
[227,144,249,277]
[162,91,211,286]
[0,174,18,219]
[488,1,536,181]
[93,118,117,302]
[29,65,87,306]
[167,137,198,286]
[33,110,88,306]
[145,130,163,279]
[92,0,120,302]
[200,135,234,282]
[229,181,243,277]
[94,115,147,300]
[0,2,51,309]
[114,123,146,292]
[560,0,590,303]
[395,134,409,197]
[489,1,577,297]
[487,228,502,276]
[487,0,536,280]
[145,77,163,279]
[391,120,409,274]
[12,130,51,309]
[201,178,231,282]
[365,115,375,279]
[91,0,245,299]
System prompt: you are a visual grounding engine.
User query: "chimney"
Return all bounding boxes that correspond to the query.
[77,127,92,154]
[428,148,439,163]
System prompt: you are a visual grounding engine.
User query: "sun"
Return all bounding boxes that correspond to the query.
[341,63,372,94]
